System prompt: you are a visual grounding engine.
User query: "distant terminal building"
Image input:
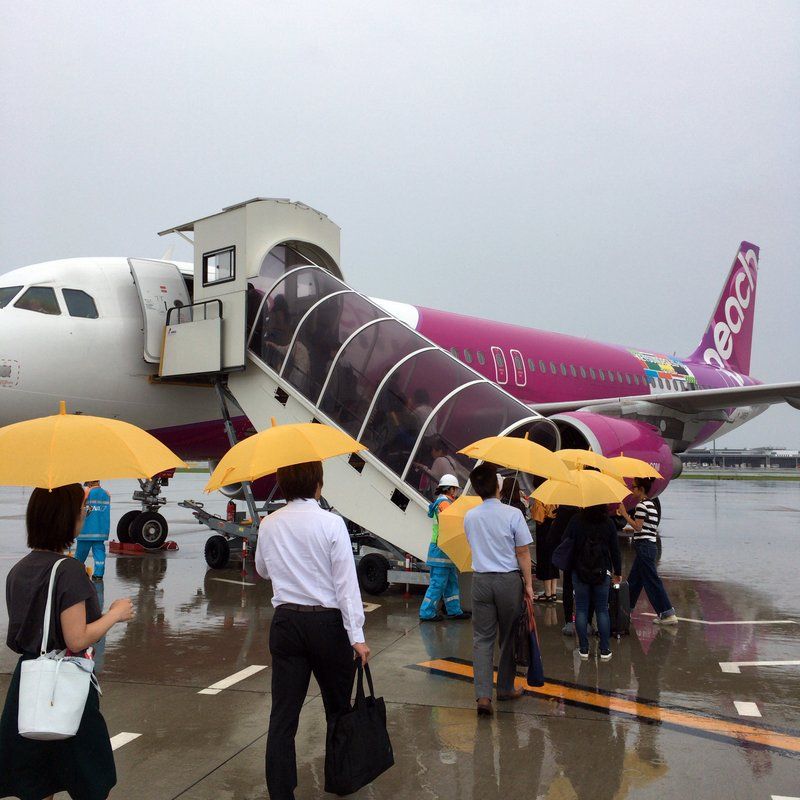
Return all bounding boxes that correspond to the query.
[681,447,800,470]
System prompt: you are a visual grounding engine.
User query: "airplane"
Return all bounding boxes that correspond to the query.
[1,204,798,559]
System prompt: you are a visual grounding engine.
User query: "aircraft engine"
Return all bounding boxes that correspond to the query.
[213,472,278,502]
[548,411,680,494]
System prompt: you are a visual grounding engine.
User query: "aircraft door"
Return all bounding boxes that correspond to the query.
[129,259,191,363]
[490,346,508,385]
[510,349,527,387]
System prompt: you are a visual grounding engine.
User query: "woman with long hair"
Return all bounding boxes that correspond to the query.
[0,484,134,800]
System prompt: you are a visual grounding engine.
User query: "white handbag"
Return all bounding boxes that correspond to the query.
[17,558,100,740]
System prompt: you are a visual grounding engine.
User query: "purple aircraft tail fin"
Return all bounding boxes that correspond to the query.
[687,242,759,376]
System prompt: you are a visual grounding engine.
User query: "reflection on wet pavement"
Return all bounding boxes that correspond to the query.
[0,476,798,798]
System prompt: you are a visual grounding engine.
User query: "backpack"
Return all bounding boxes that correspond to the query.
[575,527,608,586]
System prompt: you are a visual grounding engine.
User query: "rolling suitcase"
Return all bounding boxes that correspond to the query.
[609,581,631,638]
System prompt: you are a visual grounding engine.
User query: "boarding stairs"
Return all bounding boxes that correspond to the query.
[156,199,558,562]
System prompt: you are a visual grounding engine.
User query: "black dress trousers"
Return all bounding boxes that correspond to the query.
[266,607,356,800]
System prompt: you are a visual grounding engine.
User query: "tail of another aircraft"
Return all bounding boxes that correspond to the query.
[687,242,759,376]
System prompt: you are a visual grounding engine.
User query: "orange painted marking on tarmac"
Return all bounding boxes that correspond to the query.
[418,658,800,755]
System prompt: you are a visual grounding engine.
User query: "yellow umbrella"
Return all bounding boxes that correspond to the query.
[0,401,186,489]
[437,495,482,573]
[603,455,663,479]
[458,435,573,482]
[206,419,366,492]
[556,448,612,472]
[532,469,632,508]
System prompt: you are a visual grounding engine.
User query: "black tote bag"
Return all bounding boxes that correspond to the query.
[324,663,394,796]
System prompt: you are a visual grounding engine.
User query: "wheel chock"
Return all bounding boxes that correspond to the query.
[109,540,179,554]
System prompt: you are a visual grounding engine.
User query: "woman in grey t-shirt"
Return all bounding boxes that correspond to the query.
[0,484,134,800]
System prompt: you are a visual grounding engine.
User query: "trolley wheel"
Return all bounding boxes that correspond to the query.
[116,510,140,544]
[205,535,231,569]
[357,553,390,595]
[131,512,169,549]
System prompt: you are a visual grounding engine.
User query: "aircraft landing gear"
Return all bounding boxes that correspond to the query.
[118,472,173,549]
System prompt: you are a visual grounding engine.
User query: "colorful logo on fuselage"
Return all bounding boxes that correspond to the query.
[629,350,696,389]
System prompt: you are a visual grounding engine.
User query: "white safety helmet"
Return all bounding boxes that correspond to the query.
[437,474,460,491]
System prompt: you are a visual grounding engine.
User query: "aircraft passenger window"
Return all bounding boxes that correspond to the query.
[634,375,640,385]
[62,289,99,319]
[450,347,459,359]
[539,360,546,373]
[528,358,536,372]
[570,365,577,377]
[617,371,623,383]
[550,361,557,375]
[608,371,615,383]
[580,366,586,379]
[464,349,473,364]
[202,246,235,286]
[626,373,632,385]
[590,368,596,380]
[477,350,486,365]
[0,286,22,308]
[14,287,60,315]
[560,363,567,376]
[599,369,605,381]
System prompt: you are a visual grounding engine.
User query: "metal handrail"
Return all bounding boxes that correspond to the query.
[166,298,222,326]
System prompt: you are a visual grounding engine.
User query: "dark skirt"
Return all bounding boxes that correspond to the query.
[535,519,560,580]
[0,655,116,800]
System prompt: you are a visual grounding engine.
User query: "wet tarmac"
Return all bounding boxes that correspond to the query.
[1,476,799,799]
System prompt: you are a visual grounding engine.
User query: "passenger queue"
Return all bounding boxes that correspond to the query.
[0,410,674,800]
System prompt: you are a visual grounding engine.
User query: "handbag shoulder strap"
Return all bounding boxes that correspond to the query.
[363,663,376,699]
[40,558,68,655]
[353,663,377,707]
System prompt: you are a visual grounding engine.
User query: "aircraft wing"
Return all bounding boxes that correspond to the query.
[530,381,800,416]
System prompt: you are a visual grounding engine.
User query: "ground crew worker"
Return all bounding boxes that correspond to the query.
[419,475,471,622]
[75,480,111,582]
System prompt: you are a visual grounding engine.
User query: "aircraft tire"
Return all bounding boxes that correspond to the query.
[116,510,140,544]
[205,535,231,569]
[131,511,169,549]
[357,553,390,595]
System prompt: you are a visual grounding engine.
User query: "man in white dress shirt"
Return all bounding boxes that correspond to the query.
[255,460,370,800]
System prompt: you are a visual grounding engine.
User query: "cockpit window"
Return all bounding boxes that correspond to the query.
[63,289,99,319]
[14,286,61,315]
[0,286,22,308]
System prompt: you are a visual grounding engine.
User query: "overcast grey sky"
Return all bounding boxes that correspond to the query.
[2,2,798,447]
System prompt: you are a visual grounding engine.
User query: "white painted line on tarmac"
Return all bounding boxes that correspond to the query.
[771,795,800,799]
[110,732,141,750]
[733,701,762,717]
[363,602,381,613]
[198,664,268,695]
[720,660,800,674]
[640,613,797,626]
[211,578,256,587]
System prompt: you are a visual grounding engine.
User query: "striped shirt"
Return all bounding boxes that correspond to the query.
[633,499,659,543]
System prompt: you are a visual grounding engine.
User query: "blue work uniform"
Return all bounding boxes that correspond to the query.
[419,495,464,620]
[75,486,111,578]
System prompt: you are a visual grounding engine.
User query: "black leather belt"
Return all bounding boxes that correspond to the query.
[278,603,337,613]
